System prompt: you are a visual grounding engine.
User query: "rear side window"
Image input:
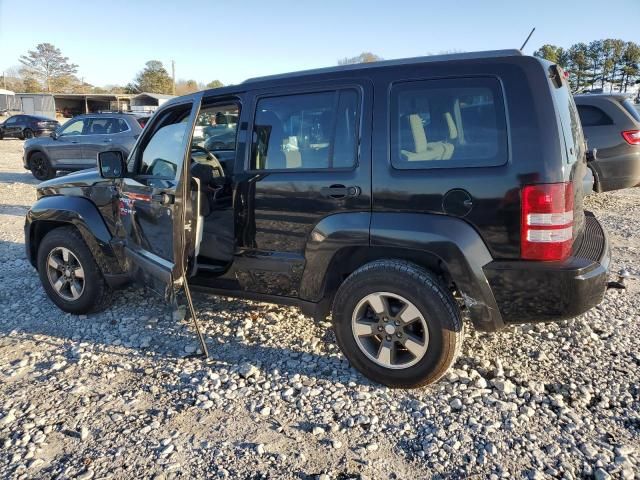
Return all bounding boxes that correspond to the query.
[112,118,130,133]
[251,89,359,170]
[621,99,640,123]
[390,77,508,169]
[576,105,613,126]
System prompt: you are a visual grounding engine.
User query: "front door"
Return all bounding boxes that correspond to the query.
[118,99,199,297]
[233,82,372,297]
[3,115,20,137]
[49,117,87,166]
[83,116,131,165]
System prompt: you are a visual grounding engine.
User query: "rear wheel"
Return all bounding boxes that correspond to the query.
[332,259,463,388]
[37,227,112,314]
[30,152,55,180]
[23,128,34,139]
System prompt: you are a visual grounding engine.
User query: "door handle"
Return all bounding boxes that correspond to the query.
[151,192,175,205]
[320,184,361,199]
[104,138,113,143]
[70,140,79,144]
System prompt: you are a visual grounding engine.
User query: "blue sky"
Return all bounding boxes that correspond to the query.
[1,0,639,87]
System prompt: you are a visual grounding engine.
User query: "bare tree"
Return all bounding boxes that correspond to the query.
[338,52,383,65]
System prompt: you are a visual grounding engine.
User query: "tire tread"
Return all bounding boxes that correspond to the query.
[332,259,464,388]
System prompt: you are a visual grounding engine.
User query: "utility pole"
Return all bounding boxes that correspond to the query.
[171,60,176,95]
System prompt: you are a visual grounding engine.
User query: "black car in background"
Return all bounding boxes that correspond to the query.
[0,114,59,139]
[574,94,640,192]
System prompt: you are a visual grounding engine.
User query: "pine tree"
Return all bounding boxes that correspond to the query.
[19,43,78,92]
[130,61,174,94]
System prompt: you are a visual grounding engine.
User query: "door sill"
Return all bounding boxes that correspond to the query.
[188,285,324,320]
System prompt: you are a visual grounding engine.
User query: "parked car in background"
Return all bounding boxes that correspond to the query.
[574,94,640,192]
[25,50,611,388]
[0,114,59,140]
[23,113,145,180]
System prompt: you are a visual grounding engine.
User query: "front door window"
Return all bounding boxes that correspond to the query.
[59,119,86,136]
[131,105,192,187]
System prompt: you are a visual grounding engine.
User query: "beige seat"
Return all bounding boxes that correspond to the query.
[401,114,455,161]
[444,112,458,141]
[284,150,301,168]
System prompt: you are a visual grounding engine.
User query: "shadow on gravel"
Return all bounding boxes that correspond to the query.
[0,238,362,385]
[0,171,39,185]
[0,204,30,215]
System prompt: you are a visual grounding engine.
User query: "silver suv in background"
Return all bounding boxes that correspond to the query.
[575,94,640,192]
[23,113,145,180]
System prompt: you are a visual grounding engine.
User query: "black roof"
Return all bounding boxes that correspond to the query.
[243,49,523,84]
[163,49,526,108]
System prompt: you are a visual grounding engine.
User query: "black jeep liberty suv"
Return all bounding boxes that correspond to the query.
[25,50,610,388]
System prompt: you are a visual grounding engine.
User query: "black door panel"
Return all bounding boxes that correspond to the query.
[232,82,373,297]
[117,100,198,296]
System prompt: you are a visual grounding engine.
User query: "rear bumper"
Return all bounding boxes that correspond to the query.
[483,213,610,324]
[33,128,55,137]
[590,152,640,192]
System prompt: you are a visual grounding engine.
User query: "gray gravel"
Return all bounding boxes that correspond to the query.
[0,139,639,479]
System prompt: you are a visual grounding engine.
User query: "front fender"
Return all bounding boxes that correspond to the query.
[370,213,503,331]
[25,195,124,275]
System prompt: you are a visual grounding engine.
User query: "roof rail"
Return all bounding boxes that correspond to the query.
[243,49,523,84]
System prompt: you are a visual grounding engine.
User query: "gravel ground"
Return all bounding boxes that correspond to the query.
[0,138,638,480]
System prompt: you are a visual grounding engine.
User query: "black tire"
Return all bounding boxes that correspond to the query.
[30,152,55,181]
[332,259,463,388]
[23,128,34,139]
[37,226,112,314]
[0,130,4,140]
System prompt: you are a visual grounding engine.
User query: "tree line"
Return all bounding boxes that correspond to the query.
[533,39,640,93]
[1,43,224,95]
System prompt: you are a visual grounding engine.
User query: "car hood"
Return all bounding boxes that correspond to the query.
[24,136,54,148]
[37,168,112,197]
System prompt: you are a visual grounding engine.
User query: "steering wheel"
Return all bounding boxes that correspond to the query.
[190,144,226,185]
[191,144,215,160]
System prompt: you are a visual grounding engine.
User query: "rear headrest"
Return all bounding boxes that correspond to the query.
[444,112,458,140]
[408,114,428,153]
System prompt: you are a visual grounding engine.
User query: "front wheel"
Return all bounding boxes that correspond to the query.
[30,152,55,180]
[37,227,112,314]
[23,128,34,139]
[332,260,463,388]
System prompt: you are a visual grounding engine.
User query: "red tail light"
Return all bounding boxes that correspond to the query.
[521,183,574,261]
[621,130,640,145]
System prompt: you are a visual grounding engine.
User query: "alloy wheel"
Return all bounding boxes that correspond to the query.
[46,247,85,301]
[351,291,429,369]
[31,157,47,179]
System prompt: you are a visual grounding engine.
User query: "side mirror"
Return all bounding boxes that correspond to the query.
[50,131,58,140]
[98,151,126,179]
[586,148,597,162]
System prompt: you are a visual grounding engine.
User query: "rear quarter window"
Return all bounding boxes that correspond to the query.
[552,84,584,164]
[576,105,613,126]
[389,77,508,169]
